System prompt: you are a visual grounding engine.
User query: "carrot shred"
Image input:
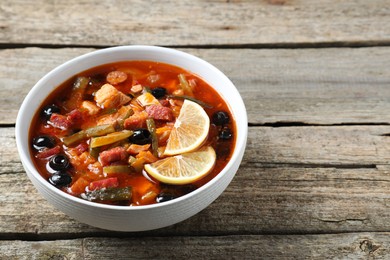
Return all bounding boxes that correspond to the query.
[137,151,158,163]
[127,144,151,155]
[70,177,90,195]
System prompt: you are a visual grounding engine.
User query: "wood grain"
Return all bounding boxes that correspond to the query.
[1,233,389,259]
[2,1,390,259]
[2,126,390,235]
[0,0,389,46]
[2,47,390,125]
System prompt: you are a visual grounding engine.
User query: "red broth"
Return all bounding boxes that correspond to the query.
[29,61,235,206]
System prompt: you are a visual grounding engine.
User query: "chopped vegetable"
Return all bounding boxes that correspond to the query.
[103,165,133,174]
[63,77,89,111]
[146,118,159,157]
[137,150,158,163]
[81,187,132,202]
[89,146,100,159]
[156,125,172,144]
[140,190,158,205]
[128,155,136,165]
[127,143,151,155]
[178,74,193,96]
[136,92,160,107]
[130,157,145,172]
[62,131,87,146]
[116,106,134,128]
[62,124,115,146]
[90,130,133,148]
[85,124,116,137]
[70,177,90,194]
[74,76,89,90]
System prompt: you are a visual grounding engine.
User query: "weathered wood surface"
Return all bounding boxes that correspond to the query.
[2,126,390,236]
[2,1,390,259]
[2,47,390,125]
[1,233,389,259]
[1,0,389,47]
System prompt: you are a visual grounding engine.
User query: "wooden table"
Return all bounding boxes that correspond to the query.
[1,1,390,259]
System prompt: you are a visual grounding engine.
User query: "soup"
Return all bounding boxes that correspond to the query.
[29,61,235,206]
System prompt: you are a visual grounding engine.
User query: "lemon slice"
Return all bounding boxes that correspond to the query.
[164,99,210,156]
[144,146,216,185]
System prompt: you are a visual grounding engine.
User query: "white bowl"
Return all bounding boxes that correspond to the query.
[15,46,247,231]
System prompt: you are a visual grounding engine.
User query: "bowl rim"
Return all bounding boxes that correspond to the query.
[15,45,248,211]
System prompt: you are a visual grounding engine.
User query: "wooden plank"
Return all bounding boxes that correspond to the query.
[245,125,390,166]
[2,165,390,235]
[0,240,83,260]
[2,47,390,125]
[0,0,389,46]
[1,233,389,259]
[0,48,94,124]
[2,125,390,235]
[6,124,390,173]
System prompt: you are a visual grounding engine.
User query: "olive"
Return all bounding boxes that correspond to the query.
[151,87,167,99]
[48,171,72,188]
[32,135,55,151]
[156,193,177,203]
[219,127,233,140]
[41,104,60,120]
[129,128,152,145]
[212,111,230,126]
[49,154,70,171]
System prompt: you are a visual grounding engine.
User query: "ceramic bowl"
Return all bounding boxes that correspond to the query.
[15,45,247,231]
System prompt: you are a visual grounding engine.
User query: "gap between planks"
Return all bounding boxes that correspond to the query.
[2,41,390,50]
[2,230,390,242]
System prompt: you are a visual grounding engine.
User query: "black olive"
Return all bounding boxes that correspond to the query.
[49,154,70,171]
[32,135,55,151]
[156,193,177,203]
[219,127,233,140]
[48,171,72,188]
[151,87,167,99]
[212,111,230,126]
[129,128,152,145]
[41,104,60,120]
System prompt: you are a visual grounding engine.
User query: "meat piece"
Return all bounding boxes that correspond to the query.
[49,113,73,130]
[36,146,61,159]
[67,109,83,125]
[99,146,128,166]
[81,101,100,115]
[123,111,148,129]
[159,99,170,107]
[89,177,119,191]
[106,71,128,85]
[131,84,143,93]
[94,84,131,109]
[146,105,173,121]
[49,109,85,130]
[74,143,89,155]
